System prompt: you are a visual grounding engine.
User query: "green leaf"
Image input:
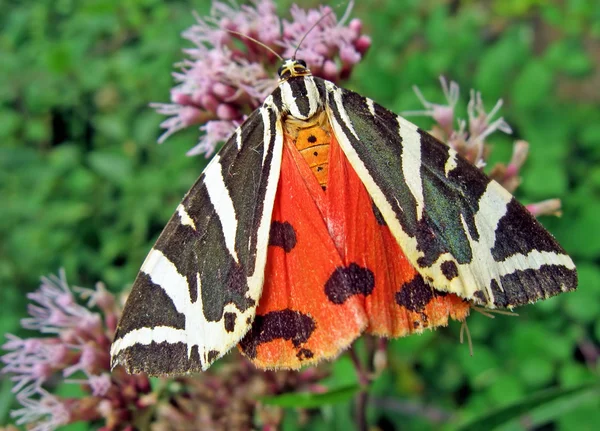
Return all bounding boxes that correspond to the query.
[563,275,600,323]
[88,151,133,184]
[0,377,15,425]
[545,40,593,76]
[260,385,361,408]
[475,28,530,98]
[458,383,600,431]
[512,61,554,110]
[560,201,600,259]
[517,357,555,388]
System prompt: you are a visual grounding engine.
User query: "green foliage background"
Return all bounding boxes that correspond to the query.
[1,0,599,429]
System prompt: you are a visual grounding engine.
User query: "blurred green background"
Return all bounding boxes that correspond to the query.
[1,0,599,429]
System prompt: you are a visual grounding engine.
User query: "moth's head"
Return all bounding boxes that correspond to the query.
[278,59,311,81]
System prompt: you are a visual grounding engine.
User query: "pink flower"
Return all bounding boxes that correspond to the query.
[21,270,101,336]
[467,90,512,143]
[404,76,460,136]
[153,0,370,156]
[187,120,242,157]
[527,199,563,217]
[407,76,512,167]
[2,271,152,431]
[2,336,69,393]
[408,76,564,219]
[11,389,71,431]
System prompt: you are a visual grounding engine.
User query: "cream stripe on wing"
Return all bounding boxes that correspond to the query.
[397,116,425,221]
[203,155,239,263]
[177,204,196,230]
[110,326,187,357]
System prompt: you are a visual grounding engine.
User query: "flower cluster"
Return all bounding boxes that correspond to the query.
[152,0,371,156]
[405,78,562,217]
[1,270,152,430]
[1,271,328,430]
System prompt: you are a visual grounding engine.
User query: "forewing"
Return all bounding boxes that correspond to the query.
[111,103,283,375]
[323,80,577,308]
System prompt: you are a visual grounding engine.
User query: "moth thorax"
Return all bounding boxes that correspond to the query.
[281,76,321,120]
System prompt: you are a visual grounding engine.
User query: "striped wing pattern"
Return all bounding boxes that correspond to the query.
[111,59,577,375]
[111,102,284,374]
[322,79,577,308]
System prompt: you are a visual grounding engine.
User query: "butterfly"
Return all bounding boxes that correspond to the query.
[110,58,577,375]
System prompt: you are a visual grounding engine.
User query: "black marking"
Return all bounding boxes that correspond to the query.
[153,109,273,324]
[224,312,237,333]
[313,151,319,156]
[473,290,487,304]
[246,106,278,268]
[317,166,323,171]
[197,250,254,322]
[441,261,459,281]
[207,350,220,363]
[322,185,327,191]
[219,108,271,271]
[372,202,387,226]
[239,309,316,359]
[395,274,434,312]
[490,265,577,308]
[491,198,567,262]
[271,87,282,110]
[154,211,199,303]
[269,221,297,253]
[325,83,509,269]
[327,86,419,240]
[415,130,489,267]
[287,78,311,117]
[115,342,202,376]
[115,272,185,337]
[297,348,314,361]
[309,135,317,143]
[324,263,375,304]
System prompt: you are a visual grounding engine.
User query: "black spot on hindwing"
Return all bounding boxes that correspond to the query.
[239,309,316,359]
[395,273,434,312]
[297,348,314,360]
[324,263,375,304]
[269,221,297,252]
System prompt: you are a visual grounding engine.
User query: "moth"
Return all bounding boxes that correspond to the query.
[111,58,577,375]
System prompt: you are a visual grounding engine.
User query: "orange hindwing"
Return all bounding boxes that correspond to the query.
[239,121,470,369]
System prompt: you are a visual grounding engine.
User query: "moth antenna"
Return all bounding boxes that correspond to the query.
[472,306,519,319]
[226,30,283,61]
[460,320,474,356]
[292,1,350,60]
